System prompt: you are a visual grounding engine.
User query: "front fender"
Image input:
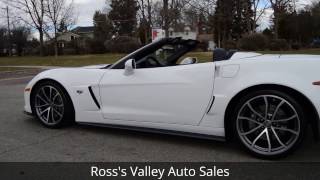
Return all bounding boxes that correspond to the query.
[24,68,106,116]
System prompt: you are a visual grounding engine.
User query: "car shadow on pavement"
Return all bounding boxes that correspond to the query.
[22,115,320,162]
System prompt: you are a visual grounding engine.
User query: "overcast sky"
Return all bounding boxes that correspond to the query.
[70,0,106,27]
[69,0,317,30]
[0,0,317,33]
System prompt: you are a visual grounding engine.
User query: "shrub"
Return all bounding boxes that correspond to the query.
[238,33,268,51]
[62,48,77,55]
[197,42,209,51]
[291,43,301,50]
[224,40,237,50]
[269,39,290,51]
[88,39,106,54]
[105,36,141,53]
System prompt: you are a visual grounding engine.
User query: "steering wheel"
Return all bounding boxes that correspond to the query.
[146,56,164,67]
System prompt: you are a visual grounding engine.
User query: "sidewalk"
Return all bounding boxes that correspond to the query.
[0,65,61,69]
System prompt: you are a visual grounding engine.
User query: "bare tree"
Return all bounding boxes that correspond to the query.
[5,0,46,56]
[151,1,163,27]
[138,0,152,25]
[138,0,153,42]
[269,0,293,38]
[147,0,152,26]
[45,0,74,57]
[182,0,216,33]
[182,0,216,16]
[163,0,169,37]
[161,0,187,37]
[251,0,269,32]
[139,0,188,37]
[150,0,183,37]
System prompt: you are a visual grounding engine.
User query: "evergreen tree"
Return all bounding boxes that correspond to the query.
[11,27,30,56]
[108,0,139,36]
[269,0,294,39]
[92,11,113,53]
[57,20,68,33]
[213,0,235,47]
[93,11,113,41]
[0,28,7,55]
[231,0,253,40]
[311,2,320,38]
[213,0,253,47]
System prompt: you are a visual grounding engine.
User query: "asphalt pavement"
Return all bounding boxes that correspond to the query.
[0,70,319,162]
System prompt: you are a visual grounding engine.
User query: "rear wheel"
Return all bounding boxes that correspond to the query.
[31,81,74,128]
[233,90,306,159]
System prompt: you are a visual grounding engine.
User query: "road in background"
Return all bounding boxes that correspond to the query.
[0,69,319,162]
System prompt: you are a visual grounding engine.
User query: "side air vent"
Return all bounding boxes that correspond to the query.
[207,96,215,113]
[88,86,101,109]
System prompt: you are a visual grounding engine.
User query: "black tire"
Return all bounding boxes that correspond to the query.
[232,89,306,159]
[31,80,75,128]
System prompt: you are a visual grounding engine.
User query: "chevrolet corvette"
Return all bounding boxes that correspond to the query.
[24,38,320,158]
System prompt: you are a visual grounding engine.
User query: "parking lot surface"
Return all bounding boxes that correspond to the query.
[0,70,319,162]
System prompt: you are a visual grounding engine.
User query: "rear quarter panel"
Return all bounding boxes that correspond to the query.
[201,55,320,136]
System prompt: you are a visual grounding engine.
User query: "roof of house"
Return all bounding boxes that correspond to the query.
[72,26,94,33]
[56,32,81,42]
[58,31,80,36]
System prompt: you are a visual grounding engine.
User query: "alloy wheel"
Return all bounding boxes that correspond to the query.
[34,85,65,126]
[236,95,300,156]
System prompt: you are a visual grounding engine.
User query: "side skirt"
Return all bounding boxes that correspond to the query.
[78,122,226,142]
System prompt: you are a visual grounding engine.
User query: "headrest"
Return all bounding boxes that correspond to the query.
[213,48,237,61]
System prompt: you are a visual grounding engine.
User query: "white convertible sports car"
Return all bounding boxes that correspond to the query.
[24,38,320,158]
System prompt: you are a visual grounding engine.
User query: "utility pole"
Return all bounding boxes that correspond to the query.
[5,6,11,56]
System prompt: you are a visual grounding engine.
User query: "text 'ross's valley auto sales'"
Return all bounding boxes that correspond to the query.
[91,165,230,179]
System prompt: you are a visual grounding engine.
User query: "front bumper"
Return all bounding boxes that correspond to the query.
[24,84,32,114]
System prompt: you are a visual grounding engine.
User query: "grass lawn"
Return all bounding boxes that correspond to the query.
[0,54,125,67]
[0,52,213,67]
[0,49,319,67]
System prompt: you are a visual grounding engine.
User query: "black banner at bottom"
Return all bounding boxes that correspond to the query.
[0,162,319,180]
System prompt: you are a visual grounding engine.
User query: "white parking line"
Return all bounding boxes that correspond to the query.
[0,76,34,82]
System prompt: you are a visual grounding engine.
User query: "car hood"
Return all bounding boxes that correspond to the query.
[81,64,110,69]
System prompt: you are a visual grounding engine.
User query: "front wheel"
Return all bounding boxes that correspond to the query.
[31,81,74,128]
[233,90,306,159]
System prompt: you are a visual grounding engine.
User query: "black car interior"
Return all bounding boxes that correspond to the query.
[110,38,199,69]
[135,39,199,68]
[109,37,237,69]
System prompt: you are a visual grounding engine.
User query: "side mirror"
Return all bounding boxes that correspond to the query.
[124,59,136,75]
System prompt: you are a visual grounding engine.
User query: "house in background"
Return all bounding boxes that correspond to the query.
[57,32,80,48]
[197,33,215,51]
[56,26,94,54]
[152,26,197,41]
[151,26,215,51]
[72,26,94,39]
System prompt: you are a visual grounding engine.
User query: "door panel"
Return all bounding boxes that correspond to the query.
[99,63,215,125]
